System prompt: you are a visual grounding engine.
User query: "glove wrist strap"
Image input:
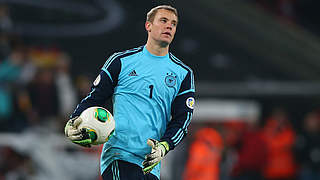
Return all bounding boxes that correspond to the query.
[160,141,170,154]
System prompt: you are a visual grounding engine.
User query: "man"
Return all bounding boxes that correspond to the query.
[65,5,195,180]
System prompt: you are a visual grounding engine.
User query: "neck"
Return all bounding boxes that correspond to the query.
[145,39,169,56]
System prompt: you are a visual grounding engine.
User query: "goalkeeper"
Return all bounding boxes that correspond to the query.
[65,5,195,180]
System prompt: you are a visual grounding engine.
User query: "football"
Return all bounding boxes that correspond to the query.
[78,106,115,145]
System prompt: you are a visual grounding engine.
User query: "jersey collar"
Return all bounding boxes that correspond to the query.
[143,45,169,59]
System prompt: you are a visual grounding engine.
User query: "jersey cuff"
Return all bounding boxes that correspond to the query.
[160,137,175,151]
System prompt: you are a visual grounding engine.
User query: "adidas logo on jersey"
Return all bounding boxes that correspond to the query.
[129,70,138,76]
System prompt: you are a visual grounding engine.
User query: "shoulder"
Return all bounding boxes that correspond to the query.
[169,53,195,90]
[169,52,194,75]
[102,46,143,69]
[108,46,143,60]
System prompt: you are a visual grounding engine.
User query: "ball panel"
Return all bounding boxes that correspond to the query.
[94,108,109,122]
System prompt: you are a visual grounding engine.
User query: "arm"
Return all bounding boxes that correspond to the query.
[70,55,121,118]
[143,70,195,173]
[161,91,195,150]
[70,71,115,118]
[161,70,195,150]
[65,54,121,147]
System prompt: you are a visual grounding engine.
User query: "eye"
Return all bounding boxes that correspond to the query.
[159,18,168,23]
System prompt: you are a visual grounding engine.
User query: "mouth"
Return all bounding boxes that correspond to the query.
[162,32,172,37]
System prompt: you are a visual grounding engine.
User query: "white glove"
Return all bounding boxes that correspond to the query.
[142,139,169,174]
[64,117,92,148]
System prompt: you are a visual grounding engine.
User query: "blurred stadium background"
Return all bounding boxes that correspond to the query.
[1,0,320,179]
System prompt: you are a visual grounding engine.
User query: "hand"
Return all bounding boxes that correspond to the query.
[64,117,94,148]
[142,139,169,174]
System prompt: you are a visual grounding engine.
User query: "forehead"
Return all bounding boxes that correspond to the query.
[154,9,178,21]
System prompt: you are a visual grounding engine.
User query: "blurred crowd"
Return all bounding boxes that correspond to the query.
[183,108,320,180]
[0,4,97,179]
[0,39,98,131]
[0,4,85,133]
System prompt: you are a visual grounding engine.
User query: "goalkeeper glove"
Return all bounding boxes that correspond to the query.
[142,139,169,174]
[64,117,96,148]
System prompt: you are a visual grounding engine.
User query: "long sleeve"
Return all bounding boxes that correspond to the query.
[161,70,195,150]
[70,54,121,118]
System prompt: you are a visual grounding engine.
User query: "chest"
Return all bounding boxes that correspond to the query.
[117,58,182,100]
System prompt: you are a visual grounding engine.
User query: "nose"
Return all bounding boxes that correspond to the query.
[166,24,172,30]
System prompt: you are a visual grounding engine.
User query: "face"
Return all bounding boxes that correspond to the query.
[146,9,178,47]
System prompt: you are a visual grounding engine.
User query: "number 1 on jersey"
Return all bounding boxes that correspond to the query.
[149,85,154,98]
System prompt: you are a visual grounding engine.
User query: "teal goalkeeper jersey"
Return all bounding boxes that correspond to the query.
[71,46,195,178]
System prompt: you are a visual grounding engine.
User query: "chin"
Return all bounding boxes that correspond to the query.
[159,39,171,47]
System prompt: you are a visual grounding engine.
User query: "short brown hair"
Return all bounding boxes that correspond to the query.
[146,5,178,23]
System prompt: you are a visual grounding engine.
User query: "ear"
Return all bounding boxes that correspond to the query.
[145,21,151,32]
